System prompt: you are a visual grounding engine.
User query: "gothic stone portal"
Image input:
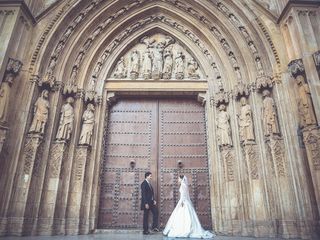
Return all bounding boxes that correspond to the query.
[98,98,212,229]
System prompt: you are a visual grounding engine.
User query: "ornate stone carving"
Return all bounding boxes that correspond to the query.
[152,44,164,79]
[49,141,67,178]
[23,134,43,175]
[174,51,185,79]
[79,104,95,146]
[217,104,232,147]
[266,139,286,177]
[238,97,255,144]
[221,148,235,182]
[29,90,50,135]
[113,57,127,78]
[243,144,259,180]
[302,127,320,170]
[288,59,317,128]
[313,50,320,70]
[0,58,23,124]
[187,58,200,79]
[142,48,152,79]
[56,97,75,141]
[129,50,140,79]
[262,89,280,138]
[163,48,173,79]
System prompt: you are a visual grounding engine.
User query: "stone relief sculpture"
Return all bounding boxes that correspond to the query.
[129,50,140,79]
[313,51,320,69]
[113,57,126,78]
[187,58,199,79]
[142,48,153,79]
[56,97,75,141]
[238,97,255,144]
[79,104,95,146]
[217,104,232,147]
[29,90,50,135]
[296,75,317,127]
[0,81,10,123]
[175,51,185,79]
[163,48,173,79]
[262,89,280,137]
[152,44,164,79]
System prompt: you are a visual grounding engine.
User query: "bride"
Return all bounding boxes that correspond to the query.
[163,175,215,239]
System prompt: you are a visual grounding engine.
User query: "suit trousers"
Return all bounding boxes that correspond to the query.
[143,204,158,232]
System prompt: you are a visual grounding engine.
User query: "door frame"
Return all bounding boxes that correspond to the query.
[94,79,216,229]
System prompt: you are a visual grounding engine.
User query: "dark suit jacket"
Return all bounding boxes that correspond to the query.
[140,179,155,210]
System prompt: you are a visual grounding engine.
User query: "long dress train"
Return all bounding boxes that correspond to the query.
[163,176,214,238]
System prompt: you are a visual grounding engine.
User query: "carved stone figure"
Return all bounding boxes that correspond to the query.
[163,48,173,79]
[0,82,11,123]
[79,104,95,146]
[217,104,232,147]
[187,58,199,79]
[262,89,280,137]
[296,75,317,127]
[29,90,50,134]
[238,97,255,144]
[248,41,258,54]
[142,48,152,79]
[313,51,320,68]
[174,51,185,79]
[152,44,164,78]
[88,77,96,92]
[56,97,75,141]
[113,57,126,78]
[130,50,140,78]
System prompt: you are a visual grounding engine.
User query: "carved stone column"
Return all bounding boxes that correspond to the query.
[37,140,67,235]
[7,134,43,235]
[65,146,90,234]
[0,58,22,153]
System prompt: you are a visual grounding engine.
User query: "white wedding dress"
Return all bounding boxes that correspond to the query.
[163,176,214,239]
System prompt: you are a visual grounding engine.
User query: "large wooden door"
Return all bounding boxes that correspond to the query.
[98,98,212,229]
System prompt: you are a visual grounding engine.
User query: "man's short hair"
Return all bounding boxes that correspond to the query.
[145,171,152,178]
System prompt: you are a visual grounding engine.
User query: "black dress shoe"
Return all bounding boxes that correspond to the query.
[143,231,150,235]
[152,227,159,232]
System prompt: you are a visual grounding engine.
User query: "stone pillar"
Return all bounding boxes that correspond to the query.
[37,140,67,235]
[7,134,43,235]
[65,146,89,234]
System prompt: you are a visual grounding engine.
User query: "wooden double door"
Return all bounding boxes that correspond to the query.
[98,98,212,229]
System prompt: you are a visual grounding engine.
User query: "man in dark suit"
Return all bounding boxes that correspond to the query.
[141,171,159,234]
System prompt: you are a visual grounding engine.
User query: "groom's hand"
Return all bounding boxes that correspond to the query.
[145,204,149,209]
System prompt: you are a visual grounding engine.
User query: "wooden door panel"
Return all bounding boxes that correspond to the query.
[99,98,212,230]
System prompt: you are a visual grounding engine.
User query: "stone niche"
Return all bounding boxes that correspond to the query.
[110,33,205,80]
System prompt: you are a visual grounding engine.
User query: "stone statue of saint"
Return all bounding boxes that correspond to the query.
[296,75,317,127]
[56,97,75,141]
[79,103,95,146]
[152,44,164,78]
[187,58,199,79]
[0,81,11,123]
[114,57,126,78]
[238,97,255,143]
[262,89,280,137]
[174,51,185,79]
[217,104,232,146]
[29,90,50,134]
[142,48,152,79]
[130,50,140,75]
[163,48,173,78]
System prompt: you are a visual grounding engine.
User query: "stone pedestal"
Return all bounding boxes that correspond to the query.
[37,141,67,235]
[65,146,89,235]
[302,126,320,215]
[7,134,43,235]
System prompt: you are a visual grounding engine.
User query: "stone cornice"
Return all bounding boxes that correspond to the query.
[278,0,320,24]
[0,0,36,24]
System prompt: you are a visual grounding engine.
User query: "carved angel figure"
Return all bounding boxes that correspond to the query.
[29,90,50,134]
[238,97,255,143]
[130,50,140,75]
[79,103,95,146]
[56,97,75,141]
[217,104,232,146]
[262,89,280,137]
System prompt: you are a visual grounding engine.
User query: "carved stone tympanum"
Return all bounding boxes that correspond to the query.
[56,97,75,141]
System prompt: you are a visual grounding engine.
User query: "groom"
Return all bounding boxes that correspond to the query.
[141,171,159,234]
